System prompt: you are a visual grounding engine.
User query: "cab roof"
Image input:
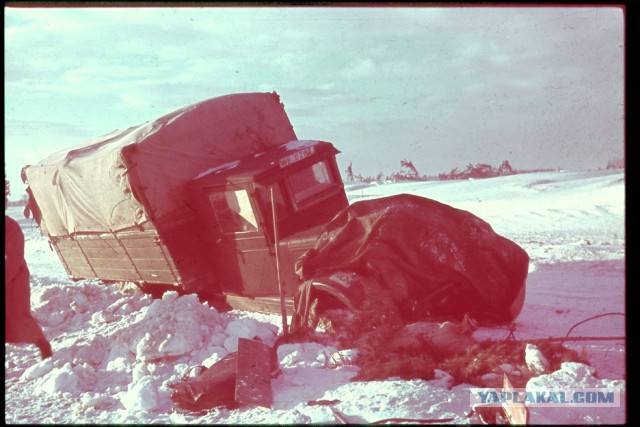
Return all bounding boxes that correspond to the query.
[192,140,339,186]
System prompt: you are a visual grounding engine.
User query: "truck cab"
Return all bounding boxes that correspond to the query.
[188,140,348,313]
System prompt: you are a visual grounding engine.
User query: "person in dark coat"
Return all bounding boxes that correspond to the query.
[5,177,52,359]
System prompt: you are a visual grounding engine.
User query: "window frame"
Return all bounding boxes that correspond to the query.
[208,187,261,235]
[284,159,340,211]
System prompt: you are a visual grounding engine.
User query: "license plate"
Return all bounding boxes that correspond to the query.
[279,146,315,168]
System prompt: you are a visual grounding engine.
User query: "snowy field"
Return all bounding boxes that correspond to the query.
[5,169,626,424]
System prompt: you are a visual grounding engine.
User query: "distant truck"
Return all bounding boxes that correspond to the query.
[22,92,351,315]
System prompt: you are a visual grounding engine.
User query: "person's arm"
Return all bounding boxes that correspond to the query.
[5,216,26,283]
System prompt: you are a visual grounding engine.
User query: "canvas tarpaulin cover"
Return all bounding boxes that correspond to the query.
[295,194,529,324]
[23,92,297,237]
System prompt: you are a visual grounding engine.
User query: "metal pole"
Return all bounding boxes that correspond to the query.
[271,185,288,335]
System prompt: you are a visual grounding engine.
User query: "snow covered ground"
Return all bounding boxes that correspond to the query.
[5,169,626,424]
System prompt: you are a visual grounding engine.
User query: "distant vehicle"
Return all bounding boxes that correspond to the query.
[22,92,351,315]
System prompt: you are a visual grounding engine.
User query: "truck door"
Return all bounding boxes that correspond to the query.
[208,186,278,296]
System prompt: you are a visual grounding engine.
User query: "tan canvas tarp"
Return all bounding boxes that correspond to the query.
[23,92,297,237]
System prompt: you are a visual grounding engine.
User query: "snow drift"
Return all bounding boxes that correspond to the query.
[5,169,626,424]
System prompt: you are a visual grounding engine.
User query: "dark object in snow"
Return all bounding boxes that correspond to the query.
[4,215,52,359]
[170,338,273,411]
[171,354,237,412]
[294,194,529,325]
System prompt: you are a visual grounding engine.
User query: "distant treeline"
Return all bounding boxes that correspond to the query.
[437,160,516,180]
[6,198,28,207]
[5,177,28,206]
[606,158,624,169]
[345,157,624,184]
[345,159,519,183]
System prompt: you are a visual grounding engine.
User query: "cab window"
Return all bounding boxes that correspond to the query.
[287,161,336,206]
[209,189,259,233]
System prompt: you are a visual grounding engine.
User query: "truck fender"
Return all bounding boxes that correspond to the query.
[291,271,367,331]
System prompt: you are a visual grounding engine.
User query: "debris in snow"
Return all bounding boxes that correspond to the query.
[525,343,549,375]
[329,299,591,387]
[429,369,455,389]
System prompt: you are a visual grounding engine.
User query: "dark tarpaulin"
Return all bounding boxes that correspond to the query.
[295,194,529,324]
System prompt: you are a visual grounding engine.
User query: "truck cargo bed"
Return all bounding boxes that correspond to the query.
[52,229,181,285]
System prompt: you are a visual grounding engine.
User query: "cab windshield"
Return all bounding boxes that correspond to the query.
[287,161,336,206]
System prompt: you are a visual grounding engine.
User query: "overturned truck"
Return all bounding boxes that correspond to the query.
[22,92,529,326]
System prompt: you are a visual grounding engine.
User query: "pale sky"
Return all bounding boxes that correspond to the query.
[4,5,625,199]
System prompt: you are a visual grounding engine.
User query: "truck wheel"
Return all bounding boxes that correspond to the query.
[198,292,232,312]
[306,292,350,332]
[292,271,365,333]
[135,282,179,299]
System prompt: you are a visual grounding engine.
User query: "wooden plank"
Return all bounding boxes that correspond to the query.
[502,374,529,425]
[121,243,165,253]
[235,338,273,407]
[65,264,95,275]
[119,234,180,278]
[81,246,128,258]
[61,255,92,265]
[86,266,175,283]
[225,294,295,316]
[118,233,160,246]
[128,258,177,270]
[55,240,81,249]
[76,237,121,249]
[82,257,134,270]
[53,233,180,284]
[54,240,95,278]
[56,245,92,263]
[138,274,179,284]
[67,268,96,279]
[91,269,140,282]
[123,247,168,260]
[140,270,178,284]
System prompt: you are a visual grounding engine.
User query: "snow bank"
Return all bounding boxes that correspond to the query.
[4,170,626,424]
[526,362,626,424]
